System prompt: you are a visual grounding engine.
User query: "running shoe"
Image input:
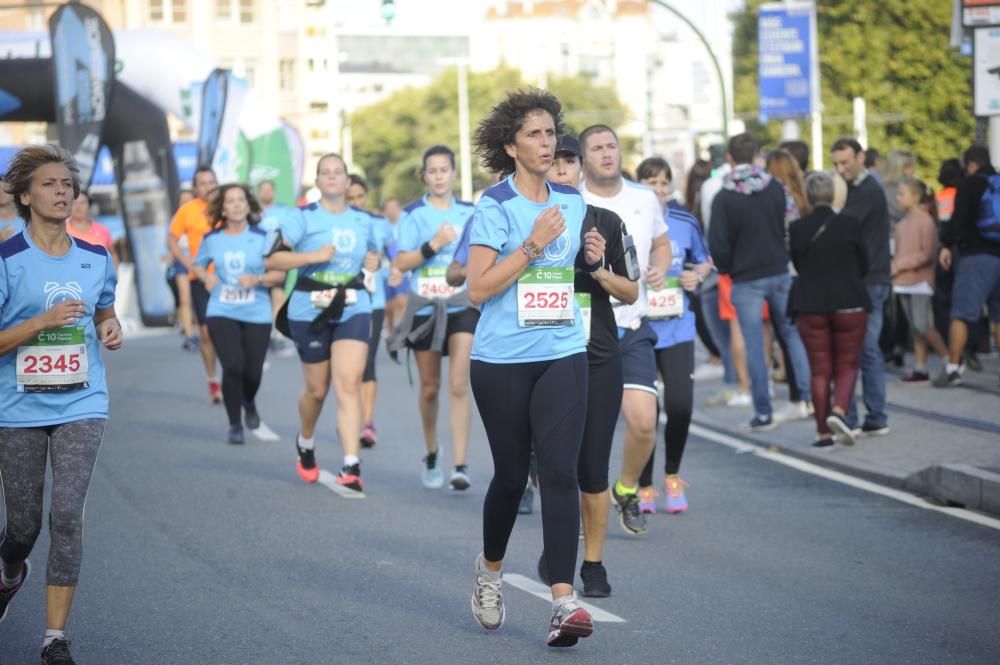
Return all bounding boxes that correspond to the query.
[611,483,647,535]
[773,401,810,422]
[964,352,983,372]
[243,402,260,430]
[518,483,535,515]
[450,466,471,491]
[335,463,364,494]
[360,423,377,449]
[0,559,29,624]
[268,335,286,352]
[812,437,835,451]
[227,425,244,445]
[664,474,689,514]
[932,367,963,388]
[857,422,890,437]
[825,413,856,446]
[471,553,504,631]
[181,335,199,352]
[693,363,725,381]
[901,370,930,384]
[579,561,611,598]
[547,593,594,647]
[726,392,752,408]
[40,638,76,665]
[749,414,777,432]
[209,380,222,404]
[422,451,444,489]
[295,439,319,484]
[637,487,658,514]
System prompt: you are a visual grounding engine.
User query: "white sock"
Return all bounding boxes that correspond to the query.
[297,434,315,450]
[343,454,360,467]
[43,630,65,648]
[946,363,960,374]
[552,593,576,610]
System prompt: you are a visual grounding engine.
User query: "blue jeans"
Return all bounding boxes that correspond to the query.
[700,287,737,385]
[731,274,812,418]
[848,283,890,428]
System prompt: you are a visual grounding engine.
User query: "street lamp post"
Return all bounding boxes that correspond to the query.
[440,57,473,202]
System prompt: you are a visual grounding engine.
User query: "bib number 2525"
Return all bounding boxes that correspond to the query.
[517,267,575,328]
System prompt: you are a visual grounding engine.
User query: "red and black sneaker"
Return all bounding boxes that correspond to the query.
[547,594,593,647]
[295,438,319,484]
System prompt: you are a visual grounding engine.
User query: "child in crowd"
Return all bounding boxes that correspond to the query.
[892,177,949,383]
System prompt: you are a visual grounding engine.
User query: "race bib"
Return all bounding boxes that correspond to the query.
[647,277,685,320]
[219,285,256,304]
[575,292,592,343]
[418,265,459,300]
[517,267,574,328]
[16,326,89,393]
[310,288,358,309]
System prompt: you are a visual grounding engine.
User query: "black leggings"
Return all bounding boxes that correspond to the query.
[578,355,623,494]
[641,341,694,486]
[363,308,385,383]
[471,353,588,585]
[206,317,271,426]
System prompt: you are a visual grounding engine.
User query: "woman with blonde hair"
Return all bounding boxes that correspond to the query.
[766,148,811,221]
[882,150,917,224]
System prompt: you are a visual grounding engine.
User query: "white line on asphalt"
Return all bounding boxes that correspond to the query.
[251,423,280,442]
[317,469,367,499]
[503,574,626,623]
[690,424,1000,532]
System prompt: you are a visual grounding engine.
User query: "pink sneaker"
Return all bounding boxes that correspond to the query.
[664,475,689,514]
[361,423,377,449]
[638,487,658,514]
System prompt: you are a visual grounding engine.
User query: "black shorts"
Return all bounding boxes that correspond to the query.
[363,308,385,382]
[619,318,658,395]
[289,313,372,364]
[190,279,210,325]
[406,308,479,356]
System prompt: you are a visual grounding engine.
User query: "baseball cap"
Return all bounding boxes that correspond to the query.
[555,134,580,158]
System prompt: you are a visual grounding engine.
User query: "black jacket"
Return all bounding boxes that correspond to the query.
[942,166,1000,257]
[841,174,890,284]
[708,176,789,283]
[787,206,871,316]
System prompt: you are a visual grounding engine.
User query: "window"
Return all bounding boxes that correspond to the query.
[310,101,329,112]
[279,60,296,91]
[150,0,163,21]
[150,0,186,22]
[216,0,252,23]
[240,0,254,23]
[215,0,230,20]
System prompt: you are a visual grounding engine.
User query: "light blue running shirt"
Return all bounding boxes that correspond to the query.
[0,232,117,427]
[279,202,376,324]
[469,176,587,364]
[193,225,273,324]
[649,204,710,350]
[0,216,25,239]
[396,195,475,316]
[366,211,396,311]
[259,204,293,234]
[453,216,474,267]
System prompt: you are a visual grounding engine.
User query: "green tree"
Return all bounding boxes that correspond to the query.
[348,66,629,203]
[731,0,973,178]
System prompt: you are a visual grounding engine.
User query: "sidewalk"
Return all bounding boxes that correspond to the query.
[690,354,1000,517]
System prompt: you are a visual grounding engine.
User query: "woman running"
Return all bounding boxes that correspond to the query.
[266,154,380,495]
[466,89,600,647]
[191,184,285,444]
[389,146,477,491]
[0,145,123,664]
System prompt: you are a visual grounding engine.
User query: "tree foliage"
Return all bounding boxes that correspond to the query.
[731,0,974,177]
[349,66,629,204]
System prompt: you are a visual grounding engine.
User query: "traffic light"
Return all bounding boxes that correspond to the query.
[381,0,396,25]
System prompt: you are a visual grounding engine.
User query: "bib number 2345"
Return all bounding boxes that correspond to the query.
[16,326,89,393]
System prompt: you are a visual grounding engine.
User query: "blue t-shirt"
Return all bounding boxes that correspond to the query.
[259,204,293,235]
[397,195,475,316]
[0,232,117,427]
[367,213,396,311]
[193,225,273,324]
[453,216,474,267]
[470,176,587,364]
[650,204,710,350]
[0,217,25,239]
[279,202,376,324]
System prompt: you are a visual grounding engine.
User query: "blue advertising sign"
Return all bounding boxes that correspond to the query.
[758,3,814,121]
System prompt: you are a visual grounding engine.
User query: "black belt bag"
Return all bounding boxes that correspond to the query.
[275,272,366,338]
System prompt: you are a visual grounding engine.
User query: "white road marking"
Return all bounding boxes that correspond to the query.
[503,574,626,623]
[317,469,366,499]
[690,424,1000,532]
[251,422,280,442]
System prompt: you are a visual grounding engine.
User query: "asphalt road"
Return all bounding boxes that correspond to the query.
[1,332,998,665]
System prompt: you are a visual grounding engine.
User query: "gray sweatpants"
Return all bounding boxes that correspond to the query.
[0,419,105,586]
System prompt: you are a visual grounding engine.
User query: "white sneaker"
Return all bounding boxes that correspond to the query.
[726,392,752,408]
[471,553,505,630]
[422,452,444,489]
[773,401,811,423]
[693,363,725,381]
[450,467,471,491]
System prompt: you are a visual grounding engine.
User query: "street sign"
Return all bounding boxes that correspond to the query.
[964,0,1000,27]
[975,27,1000,115]
[758,2,815,122]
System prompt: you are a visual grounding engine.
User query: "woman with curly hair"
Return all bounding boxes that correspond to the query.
[466,89,600,647]
[191,183,286,444]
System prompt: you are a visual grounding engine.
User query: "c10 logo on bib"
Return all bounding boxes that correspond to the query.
[544,230,571,262]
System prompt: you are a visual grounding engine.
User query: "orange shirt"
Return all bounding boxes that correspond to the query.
[169,198,212,278]
[935,186,956,222]
[66,219,113,249]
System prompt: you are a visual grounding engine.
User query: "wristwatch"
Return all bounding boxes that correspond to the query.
[519,239,543,260]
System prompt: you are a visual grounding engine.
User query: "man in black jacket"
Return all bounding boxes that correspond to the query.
[934,145,1000,387]
[708,133,812,432]
[831,138,891,437]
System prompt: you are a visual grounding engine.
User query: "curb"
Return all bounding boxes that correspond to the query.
[690,414,1000,518]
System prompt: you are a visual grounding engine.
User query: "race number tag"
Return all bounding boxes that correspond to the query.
[16,326,89,393]
[219,286,256,304]
[647,277,685,320]
[418,265,459,300]
[575,293,592,342]
[517,267,575,328]
[310,288,358,309]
